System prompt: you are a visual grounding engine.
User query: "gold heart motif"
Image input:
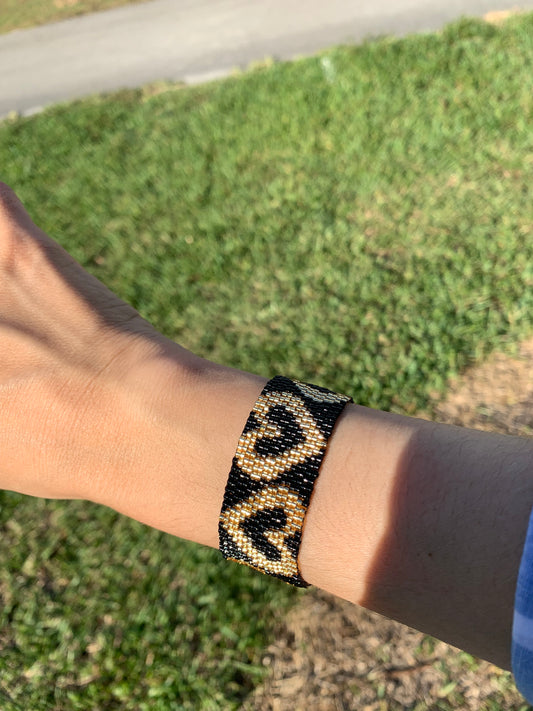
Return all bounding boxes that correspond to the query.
[293,379,350,404]
[219,484,306,577]
[235,390,325,482]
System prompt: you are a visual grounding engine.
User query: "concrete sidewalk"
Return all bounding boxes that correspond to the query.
[1,0,532,118]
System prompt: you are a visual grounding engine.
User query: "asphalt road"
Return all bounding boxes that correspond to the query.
[1,0,533,118]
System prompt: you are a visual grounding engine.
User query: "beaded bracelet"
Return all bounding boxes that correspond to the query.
[218,376,352,587]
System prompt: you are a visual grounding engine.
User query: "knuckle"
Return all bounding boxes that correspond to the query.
[0,183,35,274]
[0,227,18,275]
[0,181,18,216]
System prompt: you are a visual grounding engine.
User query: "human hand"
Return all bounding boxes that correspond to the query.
[0,182,264,548]
[0,182,193,501]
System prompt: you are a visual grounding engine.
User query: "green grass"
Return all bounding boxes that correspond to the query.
[0,0,146,34]
[0,498,291,710]
[1,13,533,709]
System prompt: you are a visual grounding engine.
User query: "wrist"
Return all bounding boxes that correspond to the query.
[87,335,266,548]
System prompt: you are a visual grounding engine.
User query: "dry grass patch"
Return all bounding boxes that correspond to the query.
[484,7,525,25]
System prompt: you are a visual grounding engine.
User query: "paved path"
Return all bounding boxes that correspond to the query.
[1,0,533,118]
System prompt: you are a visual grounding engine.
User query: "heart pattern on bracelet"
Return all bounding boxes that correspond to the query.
[219,484,306,579]
[219,376,352,587]
[235,390,325,481]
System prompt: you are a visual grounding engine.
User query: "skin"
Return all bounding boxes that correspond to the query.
[0,182,532,671]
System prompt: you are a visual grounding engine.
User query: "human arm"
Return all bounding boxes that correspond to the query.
[0,182,531,672]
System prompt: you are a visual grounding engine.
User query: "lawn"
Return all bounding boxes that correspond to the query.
[0,0,146,34]
[1,12,533,709]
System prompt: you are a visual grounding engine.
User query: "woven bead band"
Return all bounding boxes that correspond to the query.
[218,376,352,587]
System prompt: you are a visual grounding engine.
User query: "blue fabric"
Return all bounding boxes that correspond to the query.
[512,506,533,703]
